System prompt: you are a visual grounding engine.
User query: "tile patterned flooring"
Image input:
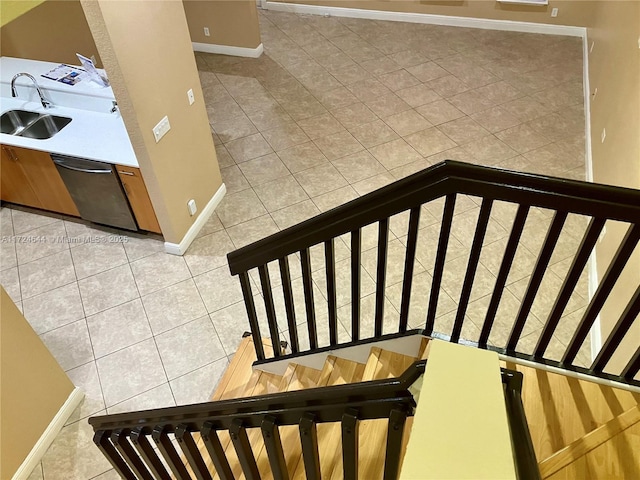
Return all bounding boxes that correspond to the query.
[1,10,591,479]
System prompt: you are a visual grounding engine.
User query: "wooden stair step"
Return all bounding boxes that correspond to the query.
[201,342,420,479]
[213,358,287,479]
[243,362,325,478]
[319,347,417,480]
[281,363,323,392]
[211,336,255,401]
[501,360,640,464]
[254,363,323,479]
[418,336,430,360]
[201,337,274,479]
[363,346,418,382]
[287,355,366,479]
[538,404,640,478]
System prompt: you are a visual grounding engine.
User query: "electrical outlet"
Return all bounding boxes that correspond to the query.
[204,27,210,37]
[187,199,197,216]
[153,116,171,143]
[601,128,606,144]
[187,88,195,105]
[551,7,558,17]
[590,41,595,53]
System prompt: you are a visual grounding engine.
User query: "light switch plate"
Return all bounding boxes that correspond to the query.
[187,88,195,105]
[153,116,170,143]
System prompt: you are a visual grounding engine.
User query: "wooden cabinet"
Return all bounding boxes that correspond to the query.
[0,144,161,234]
[1,145,40,208]
[116,165,161,234]
[0,145,79,216]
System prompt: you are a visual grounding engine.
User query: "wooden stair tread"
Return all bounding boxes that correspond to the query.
[539,404,640,478]
[418,336,430,360]
[212,337,276,401]
[283,363,323,392]
[289,355,366,479]
[363,346,418,381]
[252,363,324,479]
[502,360,640,462]
[211,336,254,401]
[201,339,421,479]
[355,347,420,480]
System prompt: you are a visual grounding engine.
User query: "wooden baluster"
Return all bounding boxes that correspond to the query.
[299,413,321,480]
[93,430,137,480]
[151,425,190,479]
[130,427,172,480]
[451,199,492,343]
[507,211,567,351]
[230,419,260,480]
[425,194,457,335]
[279,256,299,353]
[262,415,290,480]
[259,264,281,357]
[175,424,213,480]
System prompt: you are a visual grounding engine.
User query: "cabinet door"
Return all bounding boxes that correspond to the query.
[12,146,80,217]
[0,145,41,208]
[116,165,161,234]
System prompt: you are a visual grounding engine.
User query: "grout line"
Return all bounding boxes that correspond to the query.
[131,269,173,405]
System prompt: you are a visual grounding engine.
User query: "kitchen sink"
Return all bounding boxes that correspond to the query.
[0,109,71,139]
[1,110,40,135]
[21,115,72,139]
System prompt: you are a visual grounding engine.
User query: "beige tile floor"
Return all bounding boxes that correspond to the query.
[1,10,591,480]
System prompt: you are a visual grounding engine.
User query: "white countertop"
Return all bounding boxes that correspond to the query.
[0,57,138,167]
[1,56,115,104]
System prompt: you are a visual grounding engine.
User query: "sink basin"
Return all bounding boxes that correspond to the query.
[0,109,71,139]
[21,115,72,140]
[1,110,40,135]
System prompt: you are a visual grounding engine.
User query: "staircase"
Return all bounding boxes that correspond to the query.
[88,161,640,478]
[90,334,640,479]
[211,336,423,480]
[91,334,543,479]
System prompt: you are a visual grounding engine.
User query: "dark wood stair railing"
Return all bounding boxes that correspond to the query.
[226,161,640,388]
[89,361,540,479]
[89,360,424,479]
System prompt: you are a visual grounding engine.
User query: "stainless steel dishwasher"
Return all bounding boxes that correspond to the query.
[52,154,138,231]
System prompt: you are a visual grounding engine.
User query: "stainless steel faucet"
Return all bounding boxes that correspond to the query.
[11,72,51,109]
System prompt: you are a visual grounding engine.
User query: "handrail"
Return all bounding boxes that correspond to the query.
[89,360,540,479]
[225,160,640,390]
[228,161,640,274]
[89,360,427,480]
[89,359,426,432]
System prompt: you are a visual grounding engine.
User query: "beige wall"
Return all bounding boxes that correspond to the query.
[272,0,597,27]
[0,287,75,478]
[81,0,222,244]
[183,0,261,47]
[0,0,102,67]
[586,1,640,371]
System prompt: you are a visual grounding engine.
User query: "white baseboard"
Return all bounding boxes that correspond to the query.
[192,42,264,58]
[164,183,226,256]
[12,387,84,480]
[264,1,586,37]
[583,32,594,183]
[581,31,602,360]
